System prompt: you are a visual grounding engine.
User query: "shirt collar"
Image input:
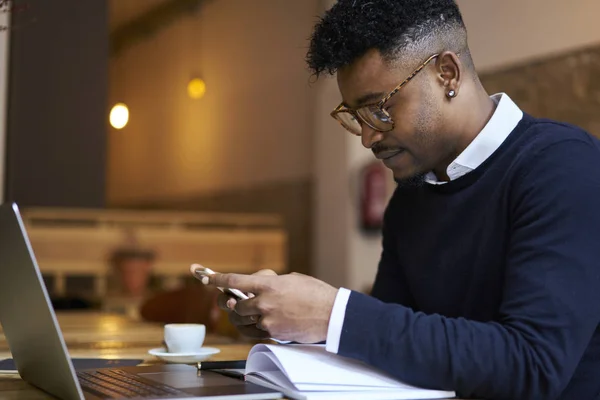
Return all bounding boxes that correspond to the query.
[425,93,523,185]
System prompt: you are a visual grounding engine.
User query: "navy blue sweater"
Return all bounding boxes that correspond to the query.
[338,113,600,400]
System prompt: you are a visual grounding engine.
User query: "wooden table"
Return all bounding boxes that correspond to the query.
[0,311,235,352]
[0,312,462,400]
[0,311,252,399]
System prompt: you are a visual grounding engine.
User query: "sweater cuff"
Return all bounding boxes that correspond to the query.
[325,287,351,353]
[336,290,412,362]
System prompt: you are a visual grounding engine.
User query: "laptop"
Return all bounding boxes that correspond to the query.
[0,202,283,400]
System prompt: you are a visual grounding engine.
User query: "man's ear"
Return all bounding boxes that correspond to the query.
[435,51,462,99]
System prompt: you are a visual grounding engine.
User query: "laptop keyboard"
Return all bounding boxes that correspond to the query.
[77,369,189,399]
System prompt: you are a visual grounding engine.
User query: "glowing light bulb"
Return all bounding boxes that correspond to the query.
[110,103,129,129]
[187,78,206,99]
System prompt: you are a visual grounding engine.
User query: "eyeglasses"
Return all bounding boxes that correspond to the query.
[330,53,439,136]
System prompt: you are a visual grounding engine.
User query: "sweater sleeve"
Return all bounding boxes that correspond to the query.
[334,139,600,400]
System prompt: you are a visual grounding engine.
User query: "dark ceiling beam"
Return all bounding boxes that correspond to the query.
[110,0,207,57]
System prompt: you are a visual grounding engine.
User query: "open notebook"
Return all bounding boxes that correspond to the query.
[240,344,455,400]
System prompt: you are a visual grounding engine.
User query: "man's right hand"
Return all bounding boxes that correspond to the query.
[216,269,277,339]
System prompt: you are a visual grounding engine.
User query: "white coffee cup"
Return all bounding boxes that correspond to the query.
[164,323,206,354]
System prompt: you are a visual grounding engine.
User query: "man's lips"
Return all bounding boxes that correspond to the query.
[374,149,405,160]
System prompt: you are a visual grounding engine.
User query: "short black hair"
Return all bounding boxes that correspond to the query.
[306,0,470,78]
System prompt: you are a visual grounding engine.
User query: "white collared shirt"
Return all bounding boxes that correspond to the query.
[325,93,524,354]
[424,93,523,184]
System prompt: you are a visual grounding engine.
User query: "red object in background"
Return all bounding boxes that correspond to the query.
[360,161,388,232]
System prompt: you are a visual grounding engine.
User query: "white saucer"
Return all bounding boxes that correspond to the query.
[148,347,221,364]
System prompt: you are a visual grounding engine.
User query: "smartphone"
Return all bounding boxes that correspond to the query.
[190,264,250,301]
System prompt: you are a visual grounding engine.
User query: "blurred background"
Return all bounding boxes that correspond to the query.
[1,0,600,331]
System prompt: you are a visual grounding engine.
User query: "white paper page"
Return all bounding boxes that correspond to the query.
[301,390,456,400]
[246,344,455,399]
[294,383,423,392]
[249,370,296,391]
[301,389,456,400]
[247,375,455,400]
[246,346,287,373]
[248,348,407,392]
[264,344,420,388]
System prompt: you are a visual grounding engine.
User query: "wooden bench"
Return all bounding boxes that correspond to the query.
[20,208,287,300]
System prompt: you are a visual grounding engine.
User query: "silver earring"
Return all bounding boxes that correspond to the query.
[447,90,456,98]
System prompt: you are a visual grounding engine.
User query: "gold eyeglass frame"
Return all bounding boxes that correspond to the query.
[330,53,440,136]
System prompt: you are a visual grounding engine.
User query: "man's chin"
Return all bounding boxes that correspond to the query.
[393,172,426,188]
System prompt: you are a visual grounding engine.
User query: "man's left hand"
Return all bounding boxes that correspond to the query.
[206,272,338,343]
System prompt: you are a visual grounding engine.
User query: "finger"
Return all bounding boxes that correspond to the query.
[234,298,262,317]
[228,311,259,326]
[253,269,278,276]
[216,293,237,310]
[237,325,270,339]
[206,273,270,294]
[255,317,266,332]
[255,315,272,333]
[246,269,277,298]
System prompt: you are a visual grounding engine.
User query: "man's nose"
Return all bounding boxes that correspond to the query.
[361,125,384,149]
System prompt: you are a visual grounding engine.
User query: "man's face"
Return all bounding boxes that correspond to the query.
[337,49,457,182]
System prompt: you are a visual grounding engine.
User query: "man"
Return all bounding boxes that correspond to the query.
[204,1,600,398]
